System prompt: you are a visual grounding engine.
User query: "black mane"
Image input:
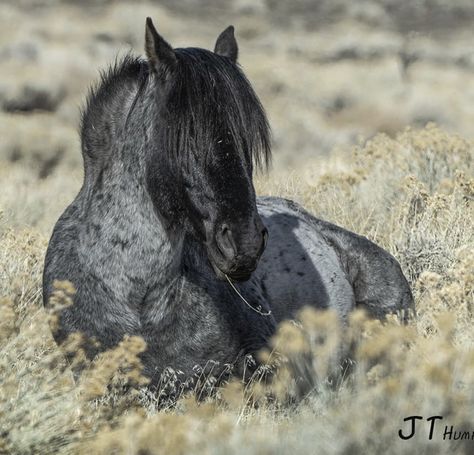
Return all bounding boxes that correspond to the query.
[80,49,271,171]
[161,48,271,171]
[80,54,148,164]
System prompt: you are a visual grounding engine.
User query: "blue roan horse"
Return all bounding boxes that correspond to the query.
[43,19,413,388]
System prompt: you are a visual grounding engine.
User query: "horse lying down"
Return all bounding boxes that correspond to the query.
[43,18,414,389]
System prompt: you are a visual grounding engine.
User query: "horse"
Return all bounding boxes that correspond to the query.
[43,18,414,389]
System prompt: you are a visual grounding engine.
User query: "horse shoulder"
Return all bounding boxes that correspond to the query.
[44,189,157,347]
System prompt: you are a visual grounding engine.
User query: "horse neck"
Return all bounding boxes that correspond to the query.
[83,81,186,284]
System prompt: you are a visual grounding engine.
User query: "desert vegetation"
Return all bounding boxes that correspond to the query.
[0,1,473,454]
[1,125,472,454]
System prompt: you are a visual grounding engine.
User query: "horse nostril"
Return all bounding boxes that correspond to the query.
[262,227,268,246]
[259,227,268,256]
[216,224,237,260]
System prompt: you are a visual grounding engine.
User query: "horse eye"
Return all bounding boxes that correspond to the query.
[216,135,232,147]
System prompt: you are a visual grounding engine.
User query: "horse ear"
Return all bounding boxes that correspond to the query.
[145,17,176,75]
[214,26,238,62]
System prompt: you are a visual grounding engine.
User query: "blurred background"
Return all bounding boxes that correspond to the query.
[0,0,473,231]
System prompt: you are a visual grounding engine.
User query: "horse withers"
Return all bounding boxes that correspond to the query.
[43,18,413,389]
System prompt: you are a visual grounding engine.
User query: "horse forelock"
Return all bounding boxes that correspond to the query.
[158,48,271,173]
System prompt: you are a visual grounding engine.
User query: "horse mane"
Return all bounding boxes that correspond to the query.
[80,54,148,164]
[162,48,271,171]
[80,48,271,171]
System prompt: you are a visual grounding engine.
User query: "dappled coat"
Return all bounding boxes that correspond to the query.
[43,19,414,389]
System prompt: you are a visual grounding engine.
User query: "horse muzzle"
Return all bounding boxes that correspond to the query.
[208,222,268,282]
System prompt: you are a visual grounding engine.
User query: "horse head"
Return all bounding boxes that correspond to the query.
[144,18,271,281]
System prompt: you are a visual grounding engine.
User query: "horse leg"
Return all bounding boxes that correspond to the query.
[313,219,414,322]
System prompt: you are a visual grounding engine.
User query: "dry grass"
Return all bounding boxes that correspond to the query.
[1,125,473,454]
[1,1,474,452]
[2,1,474,171]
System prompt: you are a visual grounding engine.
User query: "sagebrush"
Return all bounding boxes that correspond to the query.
[0,125,473,454]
